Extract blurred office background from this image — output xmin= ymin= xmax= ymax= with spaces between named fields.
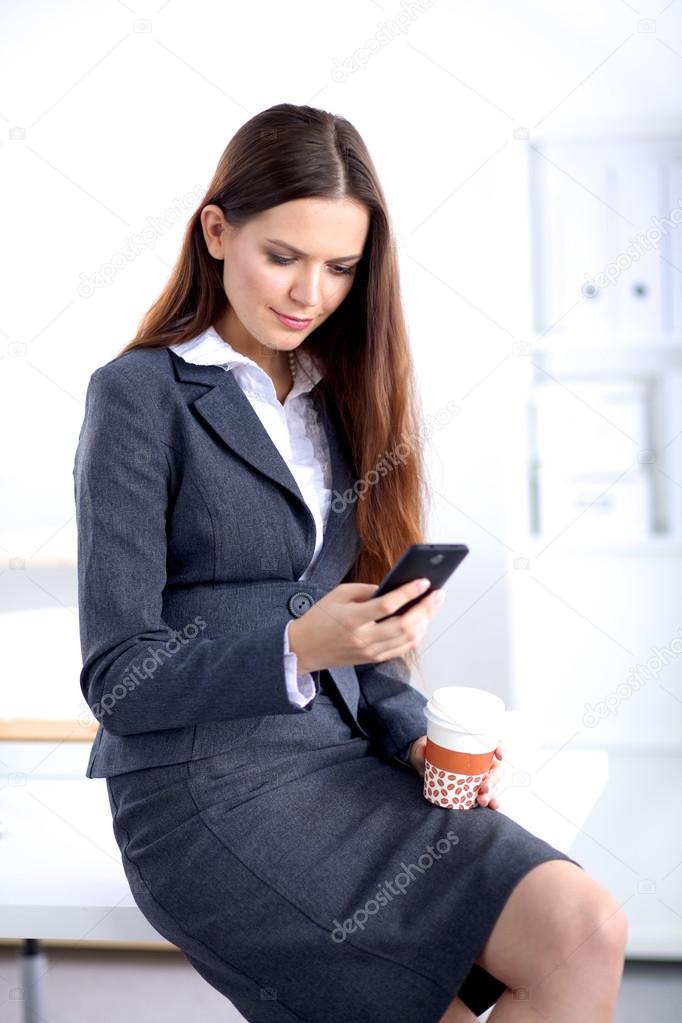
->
xmin=1 ymin=0 xmax=681 ymax=1020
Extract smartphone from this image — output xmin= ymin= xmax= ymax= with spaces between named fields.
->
xmin=372 ymin=543 xmax=469 ymax=622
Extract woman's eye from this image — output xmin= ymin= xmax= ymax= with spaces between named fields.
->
xmin=267 ymin=253 xmax=355 ymax=277
xmin=267 ymin=253 xmax=294 ymax=267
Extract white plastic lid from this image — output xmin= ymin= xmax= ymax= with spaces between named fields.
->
xmin=427 ymin=685 xmax=505 ymax=734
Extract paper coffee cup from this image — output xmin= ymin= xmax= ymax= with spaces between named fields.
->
xmin=423 ymin=686 xmax=505 ymax=810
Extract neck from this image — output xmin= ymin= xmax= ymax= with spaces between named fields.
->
xmin=213 ymin=320 xmax=291 ymax=380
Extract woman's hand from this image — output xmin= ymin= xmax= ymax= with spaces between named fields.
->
xmin=407 ymin=737 xmax=504 ymax=810
xmin=287 ymin=578 xmax=445 ymax=675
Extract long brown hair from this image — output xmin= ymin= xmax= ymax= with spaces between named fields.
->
xmin=119 ymin=103 xmax=431 ymax=678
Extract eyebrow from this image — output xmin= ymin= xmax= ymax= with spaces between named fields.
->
xmin=264 ymin=237 xmax=364 ymax=262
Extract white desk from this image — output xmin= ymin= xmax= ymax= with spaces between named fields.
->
xmin=0 ymin=736 xmax=168 ymax=942
xmin=0 ymin=740 xmax=169 ymax=1023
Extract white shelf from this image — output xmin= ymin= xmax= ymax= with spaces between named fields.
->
xmin=528 ymin=116 xmax=682 ymax=141
xmin=0 ymin=525 xmax=77 ymax=565
xmin=518 ymin=535 xmax=682 ymax=556
xmin=531 ymin=335 xmax=682 ymax=353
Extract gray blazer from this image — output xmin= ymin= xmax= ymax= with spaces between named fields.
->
xmin=74 ymin=346 xmax=428 ymax=779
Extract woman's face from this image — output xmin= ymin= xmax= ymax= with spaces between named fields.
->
xmin=201 ymin=197 xmax=370 ymax=358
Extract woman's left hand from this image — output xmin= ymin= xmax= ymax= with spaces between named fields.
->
xmin=406 ymin=737 xmax=504 ymax=810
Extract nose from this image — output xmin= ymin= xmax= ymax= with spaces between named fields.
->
xmin=289 ymin=268 xmax=322 ymax=310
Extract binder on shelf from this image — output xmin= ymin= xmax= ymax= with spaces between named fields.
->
xmin=537 ymin=467 xmax=654 ymax=540
xmin=532 ymin=378 xmax=650 ymax=475
xmin=660 ymin=369 xmax=682 ymax=537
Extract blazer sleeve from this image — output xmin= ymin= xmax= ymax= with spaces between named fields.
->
xmin=354 ymin=654 xmax=428 ymax=763
xmin=74 ymin=364 xmax=317 ymax=737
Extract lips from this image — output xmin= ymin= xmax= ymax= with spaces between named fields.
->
xmin=273 ymin=309 xmax=311 ymax=323
xmin=271 ymin=308 xmax=314 ymax=331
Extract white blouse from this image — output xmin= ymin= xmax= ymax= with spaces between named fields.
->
xmin=169 ymin=325 xmax=332 ymax=709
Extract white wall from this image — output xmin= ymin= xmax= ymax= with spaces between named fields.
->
xmin=2 ymin=0 xmax=681 ymax=718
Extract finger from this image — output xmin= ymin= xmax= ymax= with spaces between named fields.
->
xmin=345 ymin=583 xmax=391 ymax=600
xmin=397 ymin=587 xmax=444 ymax=628
xmin=364 ymin=623 xmax=429 ymax=662
xmin=480 ymin=766 xmax=501 ymax=797
xmin=482 ymin=772 xmax=501 ymax=797
xmin=356 ymin=577 xmax=433 ymax=626
xmin=359 ymin=613 xmax=431 ymax=661
xmin=360 ymin=591 xmax=442 ymax=656
xmin=480 ymin=764 xmax=496 ymax=790
xmin=485 ymin=766 xmax=506 ymax=800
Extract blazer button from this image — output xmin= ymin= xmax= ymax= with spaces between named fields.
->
xmin=288 ymin=591 xmax=314 ymax=617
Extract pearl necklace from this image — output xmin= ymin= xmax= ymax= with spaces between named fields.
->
xmin=287 ymin=349 xmax=297 ymax=382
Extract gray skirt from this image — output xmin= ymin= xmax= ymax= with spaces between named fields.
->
xmin=106 ymin=672 xmax=582 ymax=1023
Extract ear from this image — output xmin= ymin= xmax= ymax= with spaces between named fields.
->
xmin=200 ymin=204 xmax=229 ymax=260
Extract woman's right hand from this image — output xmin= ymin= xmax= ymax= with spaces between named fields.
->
xmin=287 ymin=578 xmax=445 ymax=675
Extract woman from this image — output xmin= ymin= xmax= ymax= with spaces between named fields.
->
xmin=74 ymin=103 xmax=627 ymax=1022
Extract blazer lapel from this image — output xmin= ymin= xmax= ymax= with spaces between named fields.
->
xmin=168 ymin=348 xmax=358 ymax=577
xmin=169 ymin=349 xmax=307 ymax=503
xmin=305 ymin=387 xmax=359 ymax=581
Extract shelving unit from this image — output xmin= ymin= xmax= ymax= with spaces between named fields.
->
xmin=506 ymin=121 xmax=682 ymax=958
xmin=527 ymin=124 xmax=682 ymax=539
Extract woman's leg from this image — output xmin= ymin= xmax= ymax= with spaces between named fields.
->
xmin=437 ymin=860 xmax=627 ymax=1023
xmin=436 ymin=996 xmax=479 ymax=1022
xmin=473 ymin=860 xmax=627 ymax=1021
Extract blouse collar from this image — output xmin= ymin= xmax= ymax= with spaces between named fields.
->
xmin=170 ymin=324 xmax=323 ymax=401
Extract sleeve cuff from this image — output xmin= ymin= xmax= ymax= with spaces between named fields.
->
xmin=283 ymin=620 xmax=316 ymax=708
xmin=394 ymin=740 xmax=414 ymax=764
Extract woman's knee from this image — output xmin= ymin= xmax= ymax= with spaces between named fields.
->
xmin=554 ymin=863 xmax=628 ymax=963
xmin=435 ymin=995 xmax=479 ymax=1023
xmin=572 ymin=880 xmax=629 ymax=964
xmin=473 ymin=860 xmax=627 ymax=987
